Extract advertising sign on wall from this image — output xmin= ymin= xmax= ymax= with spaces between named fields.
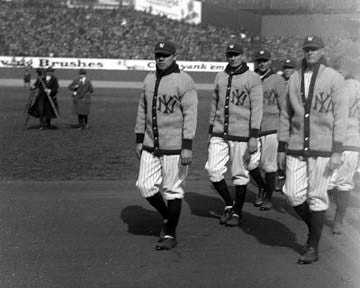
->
xmin=0 ymin=56 xmax=255 ymax=72
xmin=134 ymin=0 xmax=201 ymax=24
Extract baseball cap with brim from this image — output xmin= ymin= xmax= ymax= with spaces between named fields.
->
xmin=79 ymin=68 xmax=87 ymax=75
xmin=303 ymin=35 xmax=325 ymax=49
xmin=46 ymin=66 xmax=55 ymax=72
xmin=255 ymin=49 xmax=271 ymax=60
xmin=154 ymin=41 xmax=176 ymax=55
xmin=226 ymin=43 xmax=243 ymax=54
xmin=283 ymin=59 xmax=297 ymax=68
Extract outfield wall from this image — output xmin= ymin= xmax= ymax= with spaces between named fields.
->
xmin=0 ymin=57 xmax=255 ymax=86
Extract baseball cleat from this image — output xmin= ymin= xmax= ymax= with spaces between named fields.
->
xmin=254 ymin=188 xmax=265 ymax=207
xmin=260 ymin=199 xmax=272 ymax=210
xmin=297 ymin=246 xmax=318 ymax=264
xmin=156 ymin=237 xmax=177 ymax=250
xmin=219 ymin=207 xmax=233 ymax=225
xmin=225 ymin=213 xmax=241 ymax=227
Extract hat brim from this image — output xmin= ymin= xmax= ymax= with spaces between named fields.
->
xmin=226 ymin=49 xmax=243 ymax=54
xmin=154 ymin=50 xmax=173 ymax=55
xmin=283 ymin=65 xmax=296 ymax=68
xmin=302 ymin=44 xmax=323 ymax=49
xmin=255 ymin=57 xmax=270 ymax=61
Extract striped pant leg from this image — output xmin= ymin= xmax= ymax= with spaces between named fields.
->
xmin=229 ymin=141 xmax=249 ymax=185
xmin=135 ymin=150 xmax=162 ymax=198
xmin=328 ymin=151 xmax=359 ymax=192
xmin=247 ymin=139 xmax=261 ymax=171
xmin=260 ymin=134 xmax=278 ymax=173
xmin=230 ymin=140 xmax=261 ymax=185
xmin=307 ymin=157 xmax=331 ymax=211
xmin=205 ymin=137 xmax=229 ymax=182
xmin=283 ymin=156 xmax=308 ymax=206
xmin=161 ymin=154 xmax=188 ymax=200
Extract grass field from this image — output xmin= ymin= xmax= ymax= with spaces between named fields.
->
xmin=2 ymin=85 xmax=360 ymax=288
xmin=0 ymin=86 xmax=211 ymax=182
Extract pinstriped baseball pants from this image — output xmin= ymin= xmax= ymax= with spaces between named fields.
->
xmin=328 ymin=151 xmax=359 ymax=192
xmin=260 ymin=134 xmax=278 ymax=173
xmin=283 ymin=156 xmax=332 ymax=211
xmin=136 ymin=150 xmax=188 ymax=200
xmin=205 ymin=136 xmax=261 ymax=186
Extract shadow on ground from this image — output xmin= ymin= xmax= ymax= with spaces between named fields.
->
xmin=185 ymin=191 xmax=303 ymax=254
xmin=120 ymin=205 xmax=162 ymax=237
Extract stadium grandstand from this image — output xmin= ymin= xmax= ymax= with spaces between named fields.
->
xmin=0 ymin=0 xmax=359 ymax=68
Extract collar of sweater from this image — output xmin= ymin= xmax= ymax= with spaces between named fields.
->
xmin=225 ymin=62 xmax=249 ymax=76
xmin=156 ymin=62 xmax=180 ymax=79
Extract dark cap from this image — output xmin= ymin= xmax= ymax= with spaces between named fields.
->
xmin=302 ymin=35 xmax=325 ymax=49
xmin=282 ymin=58 xmax=297 ymax=69
xmin=254 ymin=49 xmax=271 ymax=61
xmin=154 ymin=41 xmax=176 ymax=55
xmin=79 ymin=68 xmax=87 ymax=75
xmin=46 ymin=66 xmax=55 ymax=72
xmin=226 ymin=43 xmax=244 ymax=54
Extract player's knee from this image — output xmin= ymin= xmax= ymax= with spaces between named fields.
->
xmin=135 ymin=180 xmax=152 ymax=197
xmin=205 ymin=167 xmax=223 ymax=182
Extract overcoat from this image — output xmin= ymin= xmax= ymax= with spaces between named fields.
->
xmin=68 ymin=78 xmax=94 ymax=115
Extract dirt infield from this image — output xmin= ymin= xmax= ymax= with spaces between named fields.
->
xmin=1 ymin=85 xmax=360 ymax=287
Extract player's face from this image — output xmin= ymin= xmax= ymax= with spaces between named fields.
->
xmin=303 ymin=47 xmax=324 ymax=65
xmin=155 ymin=53 xmax=176 ymax=71
xmin=283 ymin=67 xmax=295 ymax=79
xmin=256 ymin=58 xmax=272 ymax=72
xmin=226 ymin=52 xmax=243 ymax=68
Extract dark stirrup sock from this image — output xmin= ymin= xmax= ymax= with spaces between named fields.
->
xmin=146 ymin=192 xmax=169 ymax=220
xmin=334 ymin=190 xmax=351 ymax=223
xmin=308 ymin=210 xmax=325 ymax=249
xmin=265 ymin=172 xmax=277 ymax=199
xmin=294 ymin=201 xmax=311 ymax=232
xmin=211 ymin=179 xmax=233 ymax=206
xmin=233 ymin=185 xmax=247 ymax=215
xmin=166 ymin=199 xmax=182 ymax=237
xmin=250 ymin=168 xmax=266 ymax=190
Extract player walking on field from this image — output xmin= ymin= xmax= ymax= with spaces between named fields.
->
xmin=277 ymin=35 xmax=347 ymax=264
xmin=250 ymin=49 xmax=287 ymax=210
xmin=328 ymin=58 xmax=360 ymax=235
xmin=205 ymin=42 xmax=263 ymax=226
xmin=135 ymin=40 xmax=198 ymax=250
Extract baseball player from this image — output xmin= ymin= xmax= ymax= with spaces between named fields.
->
xmin=250 ymin=49 xmax=286 ymax=210
xmin=328 ymin=58 xmax=360 ymax=235
xmin=68 ymin=69 xmax=94 ymax=130
xmin=277 ymin=35 xmax=347 ymax=264
xmin=205 ymin=42 xmax=263 ymax=226
xmin=281 ymin=58 xmax=297 ymax=84
xmin=135 ymin=40 xmax=198 ymax=250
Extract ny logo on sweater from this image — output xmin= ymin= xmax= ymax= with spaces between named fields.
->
xmin=313 ymin=92 xmax=332 ymax=113
xmin=158 ymin=94 xmax=177 ymax=114
xmin=231 ymin=89 xmax=248 ymax=106
xmin=349 ymin=98 xmax=360 ymax=118
xmin=264 ymin=91 xmax=277 ymax=106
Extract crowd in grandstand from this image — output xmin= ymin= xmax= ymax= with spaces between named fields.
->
xmin=0 ymin=3 xmax=358 ymax=65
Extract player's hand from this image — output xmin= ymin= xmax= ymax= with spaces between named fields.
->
xmin=247 ymin=137 xmax=258 ymax=154
xmin=45 ymin=89 xmax=51 ymax=95
xmin=135 ymin=143 xmax=143 ymax=160
xmin=328 ymin=152 xmax=343 ymax=171
xmin=181 ymin=149 xmax=192 ymax=166
xmin=277 ymin=152 xmax=286 ymax=172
